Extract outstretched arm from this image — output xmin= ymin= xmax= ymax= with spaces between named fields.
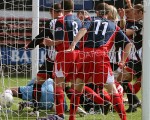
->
xmin=125 ymin=0 xmax=133 ymax=8
xmin=118 ymin=42 xmax=133 ymax=69
xmin=43 ymin=38 xmax=63 ymax=46
xmin=25 ymin=20 xmax=53 ymax=49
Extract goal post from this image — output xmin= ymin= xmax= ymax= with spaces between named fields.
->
xmin=31 ymin=0 xmax=39 ymax=78
xmin=142 ymin=0 xmax=150 ymax=119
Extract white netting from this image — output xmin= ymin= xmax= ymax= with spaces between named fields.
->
xmin=0 ymin=0 xmax=143 ymax=120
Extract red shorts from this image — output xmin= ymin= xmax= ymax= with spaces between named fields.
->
xmin=76 ymin=48 xmax=113 ymax=85
xmin=55 ymin=50 xmax=80 ymax=82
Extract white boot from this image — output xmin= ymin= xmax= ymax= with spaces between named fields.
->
xmin=77 ymin=107 xmax=88 ymax=117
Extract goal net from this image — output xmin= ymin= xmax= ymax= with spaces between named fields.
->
xmin=0 ymin=0 xmax=143 ymax=120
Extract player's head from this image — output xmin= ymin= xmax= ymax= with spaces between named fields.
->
xmin=61 ymin=0 xmax=74 ymax=13
xmin=77 ymin=10 xmax=90 ymax=21
xmin=107 ymin=5 xmax=118 ymax=22
xmin=133 ymin=4 xmax=143 ymax=21
xmin=125 ymin=6 xmax=134 ymax=21
xmin=95 ymin=3 xmax=110 ymax=18
xmin=50 ymin=3 xmax=63 ymax=18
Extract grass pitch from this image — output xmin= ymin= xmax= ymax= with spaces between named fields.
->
xmin=0 ymin=77 xmax=142 ymax=120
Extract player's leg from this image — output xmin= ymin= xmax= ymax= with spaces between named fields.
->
xmin=93 ymin=53 xmax=126 ymax=120
xmin=120 ymin=60 xmax=141 ymax=112
xmin=32 ymin=60 xmax=54 ymax=112
xmin=69 ymin=78 xmax=84 ymax=120
xmin=54 ymin=77 xmax=65 ymax=119
xmin=133 ymin=77 xmax=141 ymax=94
xmin=104 ymin=71 xmax=127 ymax=120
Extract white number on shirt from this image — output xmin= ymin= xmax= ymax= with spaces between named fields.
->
xmin=95 ymin=20 xmax=108 ymax=35
xmin=72 ymin=21 xmax=79 ymax=36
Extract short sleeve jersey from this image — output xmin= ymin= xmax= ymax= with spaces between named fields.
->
xmin=82 ymin=16 xmax=130 ymax=50
xmin=54 ymin=14 xmax=82 ymax=51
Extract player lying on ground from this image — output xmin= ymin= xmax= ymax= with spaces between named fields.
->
xmin=1 ymin=77 xmax=88 ymax=118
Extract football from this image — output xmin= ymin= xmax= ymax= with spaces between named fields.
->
xmin=0 ymin=92 xmax=14 ymax=108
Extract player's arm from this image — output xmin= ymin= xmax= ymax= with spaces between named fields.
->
xmin=68 ymin=28 xmax=87 ymax=51
xmin=43 ymin=38 xmax=63 ymax=46
xmin=43 ymin=20 xmax=64 ymax=47
xmin=119 ymin=42 xmax=132 ymax=66
xmin=125 ymin=28 xmax=135 ymax=36
xmin=25 ymin=20 xmax=53 ymax=49
xmin=125 ymin=23 xmax=141 ymax=37
xmin=125 ymin=0 xmax=133 ymax=8
xmin=118 ymin=8 xmax=126 ymax=30
xmin=67 ymin=18 xmax=91 ymax=51
xmin=115 ymin=30 xmax=133 ymax=68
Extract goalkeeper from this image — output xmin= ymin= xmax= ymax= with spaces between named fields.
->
xmin=2 ymin=78 xmax=68 ymax=117
xmin=24 ymin=3 xmax=63 ymax=113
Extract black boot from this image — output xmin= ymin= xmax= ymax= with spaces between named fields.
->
xmin=32 ymin=83 xmax=42 ymax=111
xmin=122 ymin=80 xmax=140 ymax=113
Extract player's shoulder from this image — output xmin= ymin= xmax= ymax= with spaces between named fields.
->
xmin=91 ymin=16 xmax=114 ymax=23
xmin=65 ymin=14 xmax=80 ymax=21
xmin=56 ymin=16 xmax=64 ymax=24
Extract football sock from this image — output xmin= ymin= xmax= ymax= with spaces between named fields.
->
xmin=127 ymin=83 xmax=140 ymax=105
xmin=84 ymin=86 xmax=106 ymax=104
xmin=32 ymin=83 xmax=42 ymax=111
xmin=69 ymin=90 xmax=82 ymax=120
xmin=133 ymin=83 xmax=141 ymax=94
xmin=122 ymin=80 xmax=140 ymax=105
xmin=55 ymin=86 xmax=64 ymax=118
xmin=111 ymin=93 xmax=127 ymax=120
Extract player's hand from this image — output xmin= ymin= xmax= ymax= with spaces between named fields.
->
xmin=118 ymin=61 xmax=126 ymax=69
xmin=118 ymin=8 xmax=125 ymax=18
xmin=125 ymin=0 xmax=131 ymax=3
xmin=65 ymin=42 xmax=76 ymax=52
xmin=43 ymin=38 xmax=62 ymax=46
xmin=43 ymin=38 xmax=53 ymax=46
xmin=24 ymin=44 xmax=29 ymax=50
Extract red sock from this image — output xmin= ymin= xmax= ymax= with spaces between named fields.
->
xmin=133 ymin=82 xmax=141 ymax=94
xmin=111 ymin=93 xmax=127 ymax=120
xmin=69 ymin=90 xmax=82 ymax=120
xmin=65 ymin=87 xmax=74 ymax=100
xmin=55 ymin=86 xmax=64 ymax=118
xmin=128 ymin=81 xmax=141 ymax=94
xmin=84 ymin=86 xmax=105 ymax=104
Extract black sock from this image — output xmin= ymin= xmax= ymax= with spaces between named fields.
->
xmin=122 ymin=80 xmax=140 ymax=105
xmin=32 ymin=83 xmax=42 ymax=111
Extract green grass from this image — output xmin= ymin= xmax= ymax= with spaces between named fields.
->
xmin=0 ymin=77 xmax=142 ymax=120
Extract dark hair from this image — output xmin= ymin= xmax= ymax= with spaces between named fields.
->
xmin=61 ymin=0 xmax=74 ymax=11
xmin=95 ymin=3 xmax=110 ymax=16
xmin=134 ymin=4 xmax=144 ymax=13
xmin=50 ymin=3 xmax=62 ymax=12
